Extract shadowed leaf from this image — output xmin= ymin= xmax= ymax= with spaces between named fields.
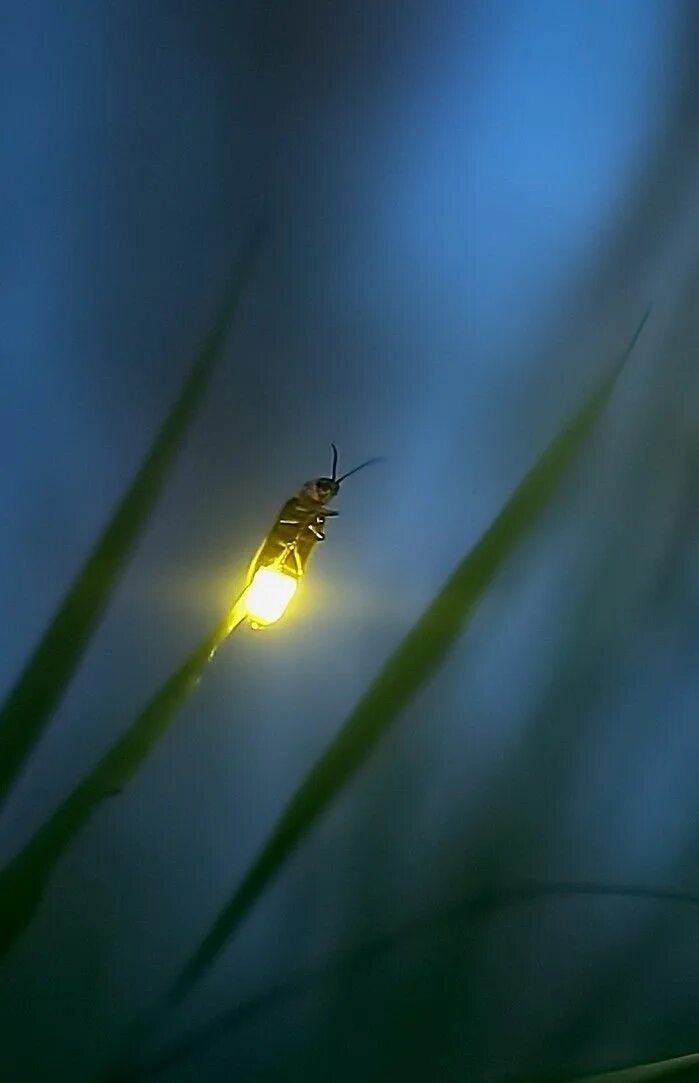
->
xmin=169 ymin=311 xmax=650 ymax=1003
xmin=0 ymin=224 xmax=263 ymax=812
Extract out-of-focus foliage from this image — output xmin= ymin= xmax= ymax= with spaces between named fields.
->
xmin=0 ymin=230 xmax=263 ymax=959
xmin=568 ymin=1050 xmax=699 ymax=1082
xmin=101 ymin=880 xmax=699 ymax=1082
xmin=0 ymin=609 xmax=237 ymax=962
xmin=0 ymin=226 xmax=262 ymax=812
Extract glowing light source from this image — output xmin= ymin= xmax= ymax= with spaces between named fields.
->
xmin=242 ymin=566 xmax=298 ymax=627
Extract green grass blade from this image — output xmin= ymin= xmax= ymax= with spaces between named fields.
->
xmin=0 ymin=607 xmax=243 ymax=960
xmin=107 ymin=880 xmax=698 ymax=1081
xmin=169 ymin=311 xmax=650 ymax=1004
xmin=566 ymin=1053 xmax=699 ymax=1081
xmin=0 ymin=224 xmax=264 ymax=810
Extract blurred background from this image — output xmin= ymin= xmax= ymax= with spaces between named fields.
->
xmin=3 ymin=1 xmax=699 ymax=1079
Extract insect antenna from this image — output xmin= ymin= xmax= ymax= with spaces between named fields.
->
xmin=330 ymin=442 xmax=339 ymax=481
xmin=336 ymin=456 xmax=383 ymax=483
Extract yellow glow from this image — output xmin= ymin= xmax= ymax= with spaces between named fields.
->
xmin=242 ymin=567 xmax=298 ymax=627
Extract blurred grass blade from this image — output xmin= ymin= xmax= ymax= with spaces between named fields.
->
xmin=0 ymin=606 xmax=244 ymax=960
xmin=169 ymin=311 xmax=650 ymax=1003
xmin=0 ymin=223 xmax=264 ymax=810
xmin=566 ymin=1052 xmax=699 ymax=1081
xmin=109 ymin=879 xmax=698 ymax=1081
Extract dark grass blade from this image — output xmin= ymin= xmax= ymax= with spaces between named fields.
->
xmin=0 ymin=223 xmax=264 ymax=811
xmin=168 ymin=311 xmax=650 ymax=1004
xmin=517 ymin=1051 xmax=699 ymax=1082
xmin=107 ymin=878 xmax=697 ymax=1081
xmin=566 ymin=1053 xmax=699 ymax=1081
xmin=0 ymin=609 xmax=242 ymax=960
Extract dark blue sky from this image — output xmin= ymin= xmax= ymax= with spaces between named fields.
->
xmin=3 ymin=2 xmax=699 ymax=1080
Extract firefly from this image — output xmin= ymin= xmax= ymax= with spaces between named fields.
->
xmin=241 ymin=444 xmax=380 ymax=629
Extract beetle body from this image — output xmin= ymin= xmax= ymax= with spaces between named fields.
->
xmin=246 ymin=483 xmax=338 ymax=583
xmin=245 ymin=444 xmax=379 ymax=585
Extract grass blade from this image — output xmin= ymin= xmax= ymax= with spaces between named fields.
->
xmin=0 ymin=605 xmax=244 ymax=960
xmin=169 ymin=312 xmax=650 ymax=1003
xmin=108 ymin=879 xmax=699 ymax=1081
xmin=566 ymin=1053 xmax=699 ymax=1081
xmin=0 ymin=223 xmax=264 ymax=810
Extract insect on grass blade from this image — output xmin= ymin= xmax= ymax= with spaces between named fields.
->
xmin=168 ymin=311 xmax=650 ymax=1004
